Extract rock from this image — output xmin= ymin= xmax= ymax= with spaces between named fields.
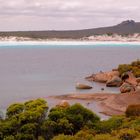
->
xmin=85 ymin=74 xmax=95 ymax=81
xmin=122 ymin=72 xmax=138 ymax=86
xmin=112 ymin=69 xmax=118 ymax=71
xmin=135 ymin=88 xmax=140 ymax=94
xmin=57 ymin=100 xmax=70 ymax=108
xmin=106 ymin=76 xmax=122 ymax=87
xmin=93 ymin=72 xmax=109 ymax=83
xmin=136 ymin=78 xmax=140 ymax=83
xmin=101 ymin=88 xmax=105 ymax=91
xmin=135 ymin=83 xmax=140 ymax=92
xmin=121 ymin=73 xmax=129 ymax=81
xmin=86 ymin=71 xmax=119 ymax=83
xmin=120 ymin=82 xmax=135 ymax=93
xmin=76 ymin=83 xmax=92 ymax=89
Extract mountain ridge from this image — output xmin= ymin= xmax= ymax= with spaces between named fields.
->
xmin=0 ymin=20 xmax=140 ymax=39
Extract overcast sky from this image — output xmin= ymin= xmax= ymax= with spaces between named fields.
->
xmin=0 ymin=0 xmax=140 ymax=31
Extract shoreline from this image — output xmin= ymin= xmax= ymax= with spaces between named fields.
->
xmin=0 ymin=40 xmax=140 ymax=48
xmin=50 ymin=90 xmax=140 ymax=116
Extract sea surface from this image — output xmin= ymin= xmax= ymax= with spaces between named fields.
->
xmin=0 ymin=41 xmax=140 ymax=111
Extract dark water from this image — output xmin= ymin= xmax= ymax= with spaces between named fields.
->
xmin=0 ymin=42 xmax=140 ymax=111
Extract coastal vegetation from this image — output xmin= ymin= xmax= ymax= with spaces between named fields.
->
xmin=118 ymin=59 xmax=140 ymax=78
xmin=1 ymin=33 xmax=140 ymax=42
xmin=0 ymin=99 xmax=140 ymax=140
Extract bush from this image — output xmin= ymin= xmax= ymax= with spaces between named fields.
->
xmin=6 ymin=103 xmax=24 ymax=118
xmin=118 ymin=64 xmax=132 ymax=76
xmin=15 ymin=133 xmax=35 ymax=140
xmin=38 ymin=136 xmax=45 ymax=140
xmin=118 ymin=60 xmax=140 ymax=78
xmin=4 ymin=135 xmax=15 ymax=140
xmin=52 ymin=134 xmax=73 ymax=140
xmin=131 ymin=59 xmax=140 ymax=67
xmin=53 ymin=133 xmax=119 ymax=140
xmin=0 ymin=111 xmax=4 ymax=120
xmin=94 ymin=134 xmax=119 ymax=140
xmin=74 ymin=129 xmax=96 ymax=140
xmin=125 ymin=104 xmax=140 ymax=117
xmin=49 ymin=103 xmax=100 ymax=133
xmin=95 ymin=116 xmax=123 ymax=133
xmin=118 ymin=129 xmax=138 ymax=140
xmin=2 ymin=99 xmax=140 ymax=140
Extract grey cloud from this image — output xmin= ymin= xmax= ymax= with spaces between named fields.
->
xmin=0 ymin=0 xmax=140 ymax=30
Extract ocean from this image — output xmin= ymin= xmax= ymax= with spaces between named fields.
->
xmin=0 ymin=41 xmax=140 ymax=111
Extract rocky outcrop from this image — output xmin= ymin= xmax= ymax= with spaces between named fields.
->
xmin=76 ymin=83 xmax=92 ymax=89
xmin=86 ymin=71 xmax=138 ymax=93
xmin=120 ymin=82 xmax=135 ymax=93
xmin=106 ymin=76 xmax=122 ymax=87
xmin=53 ymin=91 xmax=140 ymax=116
xmin=85 ymin=71 xmax=119 ymax=83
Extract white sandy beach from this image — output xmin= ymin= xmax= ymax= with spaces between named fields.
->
xmin=0 ymin=40 xmax=140 ymax=46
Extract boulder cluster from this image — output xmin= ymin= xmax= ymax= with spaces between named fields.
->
xmin=86 ymin=70 xmax=140 ymax=93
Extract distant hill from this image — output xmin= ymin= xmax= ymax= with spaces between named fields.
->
xmin=0 ymin=20 xmax=140 ymax=39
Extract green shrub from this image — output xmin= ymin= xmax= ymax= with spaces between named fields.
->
xmin=49 ymin=103 xmax=100 ymax=133
xmin=15 ymin=133 xmax=35 ymax=140
xmin=118 ymin=60 xmax=140 ymax=77
xmin=132 ymin=67 xmax=140 ymax=77
xmin=94 ymin=134 xmax=119 ymax=140
xmin=131 ymin=59 xmax=140 ymax=67
xmin=125 ymin=105 xmax=140 ymax=117
xmin=6 ymin=103 xmax=24 ymax=118
xmin=74 ymin=129 xmax=96 ymax=140
xmin=4 ymin=135 xmax=15 ymax=140
xmin=118 ymin=64 xmax=132 ymax=76
xmin=52 ymin=134 xmax=74 ymax=140
xmin=128 ymin=117 xmax=140 ymax=130
xmin=95 ymin=116 xmax=123 ymax=133
xmin=118 ymin=129 xmax=138 ymax=140
xmin=74 ymin=132 xmax=93 ymax=140
xmin=38 ymin=136 xmax=45 ymax=140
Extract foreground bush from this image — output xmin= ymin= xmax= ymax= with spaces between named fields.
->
xmin=95 ymin=116 xmax=123 ymax=133
xmin=1 ymin=99 xmax=140 ymax=140
xmin=125 ymin=104 xmax=140 ymax=117
xmin=118 ymin=129 xmax=138 ymax=140
xmin=41 ymin=103 xmax=100 ymax=139
xmin=52 ymin=133 xmax=119 ymax=140
xmin=52 ymin=134 xmax=74 ymax=140
xmin=93 ymin=134 xmax=119 ymax=140
xmin=0 ymin=98 xmax=48 ymax=140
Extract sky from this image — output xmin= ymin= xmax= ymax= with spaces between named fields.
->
xmin=0 ymin=0 xmax=140 ymax=31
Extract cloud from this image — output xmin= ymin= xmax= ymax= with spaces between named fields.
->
xmin=0 ymin=0 xmax=140 ymax=30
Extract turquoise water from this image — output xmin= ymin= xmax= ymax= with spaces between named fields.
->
xmin=0 ymin=42 xmax=140 ymax=48
xmin=0 ymin=42 xmax=140 ymax=110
